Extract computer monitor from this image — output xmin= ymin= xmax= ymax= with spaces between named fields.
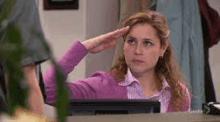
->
xmin=69 ymin=99 xmax=160 ymax=115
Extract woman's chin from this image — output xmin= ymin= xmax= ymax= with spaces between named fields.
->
xmin=130 ymin=67 xmax=145 ymax=74
xmin=129 ymin=66 xmax=154 ymax=76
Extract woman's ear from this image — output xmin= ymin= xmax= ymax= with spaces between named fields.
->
xmin=161 ymin=41 xmax=169 ymax=56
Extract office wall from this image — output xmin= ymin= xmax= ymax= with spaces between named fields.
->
xmin=38 ymin=0 xmax=87 ymax=81
xmin=85 ymin=0 xmax=119 ymax=77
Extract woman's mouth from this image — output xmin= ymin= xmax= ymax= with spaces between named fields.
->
xmin=132 ymin=59 xmax=144 ymax=64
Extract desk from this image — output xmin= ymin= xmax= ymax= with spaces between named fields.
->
xmin=44 ymin=104 xmax=220 ymax=122
xmin=67 ymin=112 xmax=220 ymax=122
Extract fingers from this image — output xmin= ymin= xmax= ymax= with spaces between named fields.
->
xmin=85 ymin=26 xmax=130 ymax=54
xmin=107 ymin=40 xmax=117 ymax=47
xmin=114 ymin=26 xmax=130 ymax=38
xmin=105 ymin=26 xmax=130 ymax=38
xmin=96 ymin=41 xmax=116 ymax=53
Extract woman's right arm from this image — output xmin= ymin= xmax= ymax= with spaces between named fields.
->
xmin=43 ymin=40 xmax=88 ymax=105
xmin=43 ymin=26 xmax=130 ymax=105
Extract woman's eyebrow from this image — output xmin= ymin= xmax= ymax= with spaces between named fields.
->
xmin=126 ymin=36 xmax=136 ymax=39
xmin=126 ymin=36 xmax=153 ymax=42
xmin=142 ymin=38 xmax=152 ymax=41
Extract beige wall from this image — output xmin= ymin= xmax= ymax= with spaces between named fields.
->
xmin=85 ymin=0 xmax=119 ymax=77
xmin=210 ymin=39 xmax=220 ymax=101
xmin=38 ymin=0 xmax=87 ymax=81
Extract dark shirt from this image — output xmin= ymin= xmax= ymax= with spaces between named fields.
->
xmin=198 ymin=0 xmax=220 ymax=48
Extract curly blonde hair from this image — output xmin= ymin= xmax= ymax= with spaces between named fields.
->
xmin=109 ymin=10 xmax=190 ymax=111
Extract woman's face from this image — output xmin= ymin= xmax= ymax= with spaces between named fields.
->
xmin=123 ymin=23 xmax=167 ymax=75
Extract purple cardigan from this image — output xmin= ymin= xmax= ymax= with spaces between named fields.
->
xmin=43 ymin=40 xmax=190 ymax=112
xmin=43 ymin=41 xmax=127 ymax=104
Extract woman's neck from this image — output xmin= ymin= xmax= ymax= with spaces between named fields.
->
xmin=132 ymin=69 xmax=159 ymax=96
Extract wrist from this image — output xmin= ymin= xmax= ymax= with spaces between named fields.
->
xmin=81 ymin=40 xmax=92 ymax=51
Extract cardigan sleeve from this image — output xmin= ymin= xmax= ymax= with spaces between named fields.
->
xmin=43 ymin=40 xmax=90 ymax=105
xmin=43 ymin=40 xmax=120 ymax=105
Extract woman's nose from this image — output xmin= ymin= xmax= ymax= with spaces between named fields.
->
xmin=134 ymin=43 xmax=143 ymax=55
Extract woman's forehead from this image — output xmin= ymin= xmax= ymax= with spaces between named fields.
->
xmin=126 ymin=23 xmax=159 ymax=40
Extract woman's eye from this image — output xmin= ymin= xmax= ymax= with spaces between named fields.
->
xmin=127 ymin=39 xmax=135 ymax=44
xmin=143 ymin=41 xmax=153 ymax=46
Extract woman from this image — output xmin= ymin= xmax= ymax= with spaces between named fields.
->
xmin=43 ymin=10 xmax=191 ymax=112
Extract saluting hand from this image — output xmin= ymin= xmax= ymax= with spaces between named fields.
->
xmin=82 ymin=26 xmax=130 ymax=53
